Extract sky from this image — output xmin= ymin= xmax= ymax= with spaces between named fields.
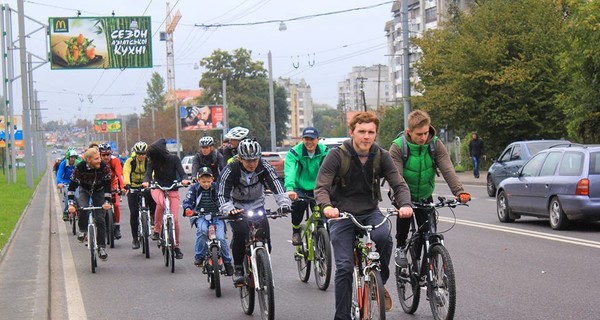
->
xmin=6 ymin=0 xmax=394 ymax=122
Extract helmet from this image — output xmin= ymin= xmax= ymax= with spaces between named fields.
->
xmin=66 ymin=149 xmax=78 ymax=158
xmin=99 ymin=143 xmax=111 ymax=153
xmin=224 ymin=126 xmax=249 ymax=140
xmin=237 ymin=139 xmax=261 ymax=160
xmin=198 ymin=136 xmax=214 ymax=147
xmin=132 ymin=141 xmax=148 ymax=153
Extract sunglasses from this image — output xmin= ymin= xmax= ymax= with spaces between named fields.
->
xmin=101 ymin=153 xmax=111 ymax=157
xmin=136 ymin=152 xmax=146 ymax=155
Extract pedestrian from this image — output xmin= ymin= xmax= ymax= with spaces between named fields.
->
xmin=468 ymin=132 xmax=484 ymax=178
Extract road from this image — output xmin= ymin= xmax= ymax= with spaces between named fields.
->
xmin=2 ymin=173 xmax=600 ymax=319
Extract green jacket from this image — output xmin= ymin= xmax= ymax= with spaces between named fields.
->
xmin=392 ymin=135 xmax=436 ymax=201
xmin=284 ymin=142 xmax=329 ymax=192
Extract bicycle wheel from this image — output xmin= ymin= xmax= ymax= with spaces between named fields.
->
xmin=161 ymin=228 xmax=169 ymax=267
xmin=255 ymin=248 xmax=275 ymax=320
xmin=71 ymin=211 xmax=77 ymax=235
xmin=240 ymin=257 xmax=255 ymax=315
xmin=397 ymin=245 xmax=421 ymax=314
xmin=351 ymin=266 xmax=360 ymax=320
xmin=296 ymin=224 xmax=311 ymax=283
xmin=313 ymin=227 xmax=332 ymax=290
xmin=364 ymin=269 xmax=386 ymax=320
xmin=106 ymin=209 xmax=115 ymax=248
xmin=210 ymin=246 xmax=222 ymax=297
xmin=167 ymin=218 xmax=175 ymax=273
xmin=429 ymin=244 xmax=456 ymax=320
xmin=89 ymin=225 xmax=97 ymax=273
xmin=140 ymin=210 xmax=150 ymax=259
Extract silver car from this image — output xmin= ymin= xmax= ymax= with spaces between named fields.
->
xmin=496 ymin=145 xmax=600 ymax=230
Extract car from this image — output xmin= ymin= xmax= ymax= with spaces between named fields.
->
xmin=320 ymin=137 xmax=349 ymax=150
xmin=261 ymin=152 xmax=284 ymax=180
xmin=486 ymin=140 xmax=570 ymax=197
xmin=496 ymin=144 xmax=600 ymax=230
xmin=181 ymin=155 xmax=194 ymax=178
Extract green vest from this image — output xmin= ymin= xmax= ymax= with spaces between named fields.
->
xmin=393 ymin=136 xmax=436 ymax=201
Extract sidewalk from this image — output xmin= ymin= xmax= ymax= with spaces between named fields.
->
xmin=435 ymin=170 xmax=486 ymax=187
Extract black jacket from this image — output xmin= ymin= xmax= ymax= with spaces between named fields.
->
xmin=144 ymin=138 xmax=186 ymax=189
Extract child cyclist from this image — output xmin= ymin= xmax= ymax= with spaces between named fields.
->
xmin=183 ymin=166 xmax=233 ymax=276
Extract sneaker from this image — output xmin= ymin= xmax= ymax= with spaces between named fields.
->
xmin=224 ymin=263 xmax=234 ymax=276
xmin=98 ymin=247 xmax=108 ymax=260
xmin=394 ymin=247 xmax=408 ymax=267
xmin=291 ymin=232 xmax=302 ymax=245
xmin=174 ymin=248 xmax=183 ymax=259
xmin=383 ymin=287 xmax=393 ymax=311
xmin=151 ymin=232 xmax=160 ymax=241
xmin=194 ymin=258 xmax=204 ymax=267
xmin=233 ymin=265 xmax=245 ymax=286
xmin=132 ymin=239 xmax=140 ymax=250
xmin=77 ymin=232 xmax=86 ymax=242
xmin=114 ymin=225 xmax=122 ymax=240
xmin=62 ymin=212 xmax=69 ymax=221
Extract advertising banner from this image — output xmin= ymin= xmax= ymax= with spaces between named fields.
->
xmin=94 ymin=119 xmax=122 ymax=133
xmin=180 ymin=105 xmax=224 ymax=131
xmin=0 ymin=115 xmax=23 ymax=148
xmin=49 ymin=16 xmax=152 ymax=69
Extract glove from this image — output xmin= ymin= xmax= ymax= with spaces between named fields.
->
xmin=102 ymin=200 xmax=112 ymax=210
xmin=124 ymin=184 xmax=131 ymax=190
xmin=184 ymin=208 xmax=193 ymax=217
xmin=229 ymin=208 xmax=243 ymax=216
xmin=279 ymin=206 xmax=291 ymax=214
xmin=458 ymin=193 xmax=471 ymax=203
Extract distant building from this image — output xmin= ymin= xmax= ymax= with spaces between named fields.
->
xmin=276 ymin=78 xmax=313 ymax=139
xmin=337 ymin=65 xmax=392 ymax=112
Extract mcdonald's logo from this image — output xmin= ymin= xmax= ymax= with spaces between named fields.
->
xmin=53 ymin=19 xmax=68 ymax=33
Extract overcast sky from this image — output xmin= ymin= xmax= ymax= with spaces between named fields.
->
xmin=6 ymin=0 xmax=393 ymax=122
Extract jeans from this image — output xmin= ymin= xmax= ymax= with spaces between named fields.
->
xmin=77 ymin=188 xmax=107 ymax=248
xmin=329 ymin=209 xmax=393 ymax=320
xmin=62 ymin=186 xmax=78 ymax=213
xmin=194 ymin=217 xmax=232 ymax=263
xmin=472 ymin=155 xmax=480 ymax=177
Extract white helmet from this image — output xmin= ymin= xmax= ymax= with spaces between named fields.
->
xmin=224 ymin=126 xmax=249 ymax=140
xmin=198 ymin=136 xmax=214 ymax=147
xmin=237 ymin=139 xmax=261 ymax=160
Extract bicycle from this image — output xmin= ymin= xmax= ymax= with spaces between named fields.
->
xmin=329 ymin=209 xmax=397 ymax=320
xmin=233 ymin=208 xmax=288 ymax=320
xmin=129 ymin=187 xmax=152 ymax=259
xmin=293 ymin=196 xmax=332 ymax=290
xmin=150 ymin=181 xmax=187 ymax=273
xmin=79 ymin=204 xmax=105 ymax=274
xmin=395 ymin=196 xmax=467 ymax=320
xmin=193 ymin=208 xmax=229 ymax=297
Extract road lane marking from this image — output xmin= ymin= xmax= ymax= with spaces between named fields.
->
xmin=439 ymin=217 xmax=600 ymax=249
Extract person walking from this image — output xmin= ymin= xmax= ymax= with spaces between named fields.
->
xmin=468 ymin=132 xmax=485 ymax=178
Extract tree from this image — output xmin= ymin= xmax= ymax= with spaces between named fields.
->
xmin=413 ymin=0 xmax=568 ymax=157
xmin=313 ymin=104 xmax=346 ymax=138
xmin=142 ymin=72 xmax=165 ymax=116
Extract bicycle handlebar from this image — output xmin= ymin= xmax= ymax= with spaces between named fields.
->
xmin=149 ymin=181 xmax=187 ymax=191
xmin=329 ymin=208 xmax=397 ymax=231
xmin=412 ymin=196 xmax=468 ymax=209
xmin=128 ymin=187 xmax=149 ymax=194
xmin=224 ymin=208 xmax=290 ymax=221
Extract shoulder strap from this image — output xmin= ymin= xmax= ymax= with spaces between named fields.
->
xmin=430 ymin=136 xmax=439 ymax=176
xmin=372 ymin=147 xmax=383 ymax=201
xmin=334 ymin=145 xmax=350 ymax=188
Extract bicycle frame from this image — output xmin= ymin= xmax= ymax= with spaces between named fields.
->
xmin=245 ymin=213 xmax=274 ymax=290
xmin=296 ymin=197 xmax=324 ymax=262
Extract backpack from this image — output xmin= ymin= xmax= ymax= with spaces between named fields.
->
xmin=395 ymin=132 xmax=439 ymax=177
xmin=333 ymin=144 xmax=383 ymax=201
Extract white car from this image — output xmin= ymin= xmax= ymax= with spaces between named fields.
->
xmin=181 ymin=155 xmax=194 ymax=178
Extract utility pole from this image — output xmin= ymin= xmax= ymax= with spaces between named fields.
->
xmin=376 ymin=64 xmax=383 ymax=110
xmin=268 ymin=51 xmax=276 ymax=151
xmin=357 ymin=76 xmax=368 ymax=112
xmin=401 ymin=0 xmax=412 ymax=129
xmin=164 ymin=1 xmax=181 ymax=157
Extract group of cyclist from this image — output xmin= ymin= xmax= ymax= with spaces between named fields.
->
xmin=56 ymin=109 xmax=471 ymax=319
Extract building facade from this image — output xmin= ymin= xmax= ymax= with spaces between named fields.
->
xmin=276 ymin=78 xmax=313 ymax=139
xmin=337 ymin=65 xmax=392 ymax=112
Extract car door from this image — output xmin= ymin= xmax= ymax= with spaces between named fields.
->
xmin=528 ymin=152 xmax=562 ymax=214
xmin=495 ymin=144 xmax=524 ymax=184
xmin=508 ymin=153 xmax=546 ymax=213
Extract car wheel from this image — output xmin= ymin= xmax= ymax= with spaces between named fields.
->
xmin=496 ymin=190 xmax=514 ymax=223
xmin=549 ymin=197 xmax=570 ymax=230
xmin=487 ymin=175 xmax=496 ymax=197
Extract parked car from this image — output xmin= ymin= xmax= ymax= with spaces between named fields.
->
xmin=181 ymin=155 xmax=194 ymax=178
xmin=261 ymin=152 xmax=285 ymax=180
xmin=486 ymin=140 xmax=570 ymax=197
xmin=496 ymin=144 xmax=600 ymax=230
xmin=320 ymin=137 xmax=349 ymax=150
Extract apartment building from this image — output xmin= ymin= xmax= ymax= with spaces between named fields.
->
xmin=276 ymin=78 xmax=313 ymax=139
xmin=337 ymin=65 xmax=392 ymax=112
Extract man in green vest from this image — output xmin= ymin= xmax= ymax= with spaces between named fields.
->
xmin=389 ymin=110 xmax=471 ymax=267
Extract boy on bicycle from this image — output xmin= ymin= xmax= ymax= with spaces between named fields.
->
xmin=315 ymin=111 xmax=413 ymax=318
xmin=389 ymin=109 xmax=471 ymax=267
xmin=183 ymin=166 xmax=234 ymax=276
xmin=284 ymin=127 xmax=328 ymax=245
xmin=217 ymin=139 xmax=291 ymax=286
xmin=57 ymin=148 xmax=81 ymax=221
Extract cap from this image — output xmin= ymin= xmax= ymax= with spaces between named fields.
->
xmin=302 ymin=127 xmax=319 ymax=139
xmin=197 ymin=166 xmax=213 ymax=177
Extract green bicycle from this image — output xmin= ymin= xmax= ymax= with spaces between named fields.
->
xmin=293 ymin=196 xmax=332 ymax=291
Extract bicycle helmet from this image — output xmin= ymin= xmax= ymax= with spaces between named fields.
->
xmin=198 ymin=136 xmax=214 ymax=147
xmin=132 ymin=141 xmax=148 ymax=153
xmin=66 ymin=149 xmax=78 ymax=158
xmin=237 ymin=139 xmax=261 ymax=160
xmin=98 ymin=143 xmax=111 ymax=153
xmin=224 ymin=126 xmax=249 ymax=140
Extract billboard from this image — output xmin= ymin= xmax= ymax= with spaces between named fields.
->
xmin=49 ymin=16 xmax=152 ymax=69
xmin=0 ymin=115 xmax=23 ymax=148
xmin=94 ymin=119 xmax=122 ymax=133
xmin=180 ymin=105 xmax=224 ymax=131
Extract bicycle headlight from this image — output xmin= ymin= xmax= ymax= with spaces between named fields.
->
xmin=257 ymin=210 xmax=264 ymax=216
xmin=367 ymin=252 xmax=380 ymax=261
xmin=247 ymin=210 xmax=255 ymax=217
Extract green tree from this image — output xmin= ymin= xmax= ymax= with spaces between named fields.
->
xmin=313 ymin=104 xmax=345 ymax=138
xmin=378 ymin=106 xmax=404 ymax=149
xmin=413 ymin=0 xmax=568 ymax=157
xmin=142 ymin=72 xmax=165 ymax=116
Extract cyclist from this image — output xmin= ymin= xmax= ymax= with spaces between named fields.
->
xmin=67 ymin=148 xmax=112 ymax=260
xmin=315 ymin=111 xmax=413 ymax=318
xmin=217 ymin=139 xmax=291 ymax=286
xmin=389 ymin=109 xmax=471 ymax=267
xmin=123 ymin=141 xmax=157 ymax=249
xmin=284 ymin=127 xmax=328 ymax=245
xmin=191 ymin=136 xmax=224 ymax=180
xmin=142 ymin=138 xmax=190 ymax=260
xmin=99 ymin=143 xmax=126 ymax=240
xmin=222 ymin=126 xmax=249 ymax=163
xmin=183 ymin=167 xmax=234 ymax=275
xmin=56 ymin=149 xmax=81 ymax=221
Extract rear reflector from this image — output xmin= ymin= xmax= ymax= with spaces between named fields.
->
xmin=576 ymin=178 xmax=589 ymax=196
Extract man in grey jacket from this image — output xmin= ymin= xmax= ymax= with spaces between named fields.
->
xmin=315 ymin=111 xmax=413 ymax=319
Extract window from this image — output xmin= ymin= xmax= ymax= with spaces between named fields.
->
xmin=521 ymin=153 xmax=546 ymax=177
xmin=539 ymin=152 xmax=561 ymax=176
xmin=510 ymin=144 xmax=522 ymax=161
xmin=558 ymin=152 xmax=584 ymax=176
xmin=499 ymin=147 xmax=513 ymax=162
xmin=425 ymin=7 xmax=437 ymax=23
xmin=590 ymin=152 xmax=600 ymax=174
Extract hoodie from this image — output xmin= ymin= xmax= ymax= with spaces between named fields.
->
xmin=144 ymin=138 xmax=187 ymax=189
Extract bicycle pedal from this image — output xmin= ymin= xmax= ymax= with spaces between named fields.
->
xmin=294 ymin=254 xmax=303 ymax=261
